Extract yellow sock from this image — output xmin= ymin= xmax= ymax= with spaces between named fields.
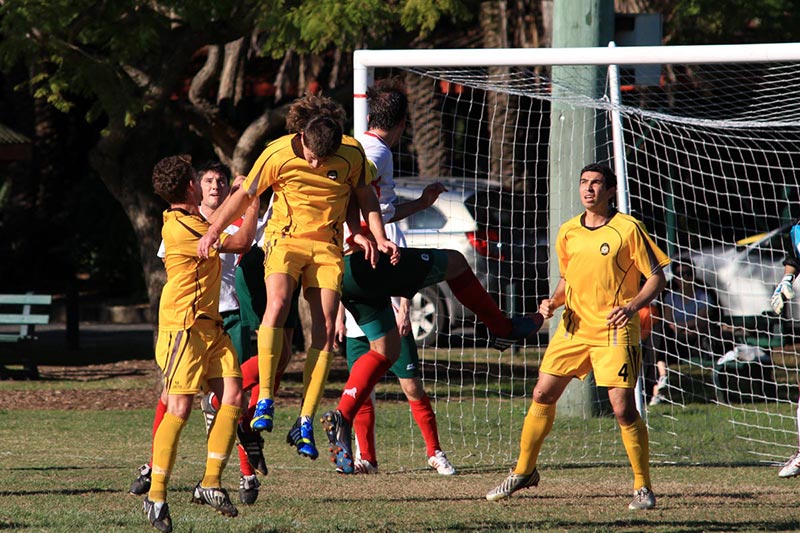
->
xmin=620 ymin=416 xmax=651 ymax=490
xmin=514 ymin=401 xmax=555 ymax=476
xmin=300 ymin=348 xmax=333 ymax=419
xmin=201 ymin=403 xmax=242 ymax=488
xmin=148 ymin=412 xmax=186 ymax=502
xmin=256 ymin=327 xmax=283 ymax=400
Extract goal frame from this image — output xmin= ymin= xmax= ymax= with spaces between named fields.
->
xmin=351 ymin=42 xmax=800 ymax=465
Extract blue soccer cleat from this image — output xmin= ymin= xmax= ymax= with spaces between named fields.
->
xmin=250 ymin=398 xmax=275 ymax=432
xmin=287 ymin=416 xmax=319 ymax=460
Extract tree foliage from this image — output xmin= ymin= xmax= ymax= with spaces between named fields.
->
xmin=655 ymin=0 xmax=800 ymax=45
xmin=0 ymin=0 xmax=473 ymax=307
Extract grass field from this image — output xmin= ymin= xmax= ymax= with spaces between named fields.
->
xmin=2 ymin=338 xmax=800 ymax=532
xmin=2 ymin=407 xmax=800 ymax=532
xmin=2 ymin=406 xmax=800 ymax=531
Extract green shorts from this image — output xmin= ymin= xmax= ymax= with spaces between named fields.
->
xmin=222 ymin=309 xmax=252 ymax=365
xmin=341 ymin=248 xmax=449 ymax=341
xmin=346 ymin=334 xmax=420 ymax=379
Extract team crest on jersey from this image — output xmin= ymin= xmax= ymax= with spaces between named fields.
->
xmin=327 ymin=170 xmax=338 ymax=180
xmin=600 ymin=243 xmax=610 ymax=255
xmin=421 ymin=253 xmax=430 ymax=261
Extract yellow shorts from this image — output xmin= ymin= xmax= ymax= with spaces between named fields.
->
xmin=263 ymin=237 xmax=343 ymax=292
xmin=155 ymin=321 xmax=242 ymax=395
xmin=539 ymin=333 xmax=642 ymax=389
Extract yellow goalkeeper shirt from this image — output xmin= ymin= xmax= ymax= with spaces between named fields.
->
xmin=555 ymin=211 xmax=670 ymax=346
xmin=243 ymin=133 xmax=367 ymax=248
xmin=158 ymin=208 xmax=230 ymax=331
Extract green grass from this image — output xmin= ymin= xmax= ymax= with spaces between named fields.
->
xmin=2 ymin=345 xmax=800 ymax=531
xmin=2 ymin=406 xmax=800 ymax=532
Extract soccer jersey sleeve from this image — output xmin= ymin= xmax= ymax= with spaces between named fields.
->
xmin=629 ymin=220 xmax=670 ymax=277
xmin=243 ymin=143 xmax=280 ymax=197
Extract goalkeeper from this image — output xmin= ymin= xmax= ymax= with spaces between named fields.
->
xmin=770 ymin=223 xmax=800 ymax=478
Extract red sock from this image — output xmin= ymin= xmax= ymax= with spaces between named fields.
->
xmin=241 ymin=356 xmax=259 ymax=392
xmin=447 ymin=270 xmax=511 ymax=336
xmin=410 ymin=395 xmax=441 ymax=457
xmin=148 ymin=398 xmax=168 ymax=466
xmin=210 ymin=392 xmax=221 ymax=410
xmin=238 ymin=443 xmax=255 ymax=476
xmin=248 ymin=385 xmax=260 ymax=409
xmin=354 ymin=396 xmax=377 ymax=464
xmin=337 ymin=350 xmax=392 ymax=423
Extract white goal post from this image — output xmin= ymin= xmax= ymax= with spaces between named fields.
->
xmin=352 ymin=43 xmax=800 ymax=468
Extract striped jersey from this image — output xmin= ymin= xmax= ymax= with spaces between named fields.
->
xmin=243 ymin=133 xmax=367 ymax=248
xmin=554 ymin=211 xmax=670 ymax=346
xmin=158 ymin=208 xmax=230 ymax=330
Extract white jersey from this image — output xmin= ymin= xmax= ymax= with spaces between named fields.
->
xmin=157 ymin=207 xmax=242 ymax=313
xmin=356 ymin=131 xmax=398 ymax=224
xmin=346 ymin=131 xmax=408 ymax=338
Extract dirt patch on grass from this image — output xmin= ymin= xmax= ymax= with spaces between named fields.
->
xmin=0 ymin=354 xmax=346 ymax=410
xmin=0 ymin=360 xmax=160 ymax=410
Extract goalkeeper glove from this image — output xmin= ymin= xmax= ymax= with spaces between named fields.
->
xmin=771 ymin=274 xmax=795 ymax=314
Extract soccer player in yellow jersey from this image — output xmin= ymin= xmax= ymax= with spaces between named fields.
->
xmin=143 ymin=155 xmax=258 ymax=533
xmin=486 ymin=163 xmax=669 ymax=511
xmin=197 ymin=95 xmax=398 ymax=461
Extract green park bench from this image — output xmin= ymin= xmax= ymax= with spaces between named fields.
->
xmin=0 ymin=293 xmax=53 ymax=379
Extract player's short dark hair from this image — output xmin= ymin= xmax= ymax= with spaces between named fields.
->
xmin=286 ymin=94 xmax=346 ymax=133
xmin=367 ymin=77 xmax=407 ymax=131
xmin=303 ymin=115 xmax=343 ymax=158
xmin=152 ymin=155 xmax=195 ymax=204
xmin=196 ymin=160 xmax=231 ymax=183
xmin=580 ymin=162 xmax=617 ymax=189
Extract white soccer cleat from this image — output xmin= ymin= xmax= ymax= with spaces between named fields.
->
xmin=353 ymin=458 xmax=379 ymax=475
xmin=628 ymin=487 xmax=656 ymax=510
xmin=778 ymin=450 xmax=800 ymax=478
xmin=486 ymin=468 xmax=540 ymax=501
xmin=428 ymin=450 xmax=456 ymax=475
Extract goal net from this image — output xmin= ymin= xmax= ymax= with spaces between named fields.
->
xmin=353 ymin=44 xmax=800 ymax=469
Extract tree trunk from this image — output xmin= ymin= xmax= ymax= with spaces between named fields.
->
xmin=405 ymin=70 xmax=448 ymax=177
xmin=88 ymin=117 xmax=169 ymax=326
xmin=480 ymin=1 xmax=519 ymax=186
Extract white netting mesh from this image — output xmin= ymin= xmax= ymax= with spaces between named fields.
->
xmin=367 ymin=54 xmax=800 ymax=468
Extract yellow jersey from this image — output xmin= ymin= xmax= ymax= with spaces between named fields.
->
xmin=554 ymin=211 xmax=670 ymax=346
xmin=158 ymin=208 xmax=229 ymax=331
xmin=243 ymin=133 xmax=367 ymax=248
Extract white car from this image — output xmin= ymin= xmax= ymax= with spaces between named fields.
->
xmin=393 ymin=177 xmax=546 ymax=346
xmin=690 ymin=223 xmax=793 ymax=319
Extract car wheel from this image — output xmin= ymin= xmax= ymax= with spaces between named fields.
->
xmin=409 ymin=286 xmax=447 ymax=347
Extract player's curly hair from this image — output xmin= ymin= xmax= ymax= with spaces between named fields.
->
xmin=580 ymin=162 xmax=617 ymax=189
xmin=152 ymin=155 xmax=195 ymax=204
xmin=286 ymin=94 xmax=346 ymax=133
xmin=303 ymin=115 xmax=343 ymax=158
xmin=366 ymin=77 xmax=407 ymax=131
xmin=196 ymin=160 xmax=231 ymax=183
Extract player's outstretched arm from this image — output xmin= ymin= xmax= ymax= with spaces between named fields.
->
xmin=220 ymin=193 xmax=259 ymax=254
xmin=353 ymin=184 xmax=399 ymax=265
xmin=198 ymin=186 xmax=252 ymax=259
xmin=390 ymin=182 xmax=448 ymax=223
